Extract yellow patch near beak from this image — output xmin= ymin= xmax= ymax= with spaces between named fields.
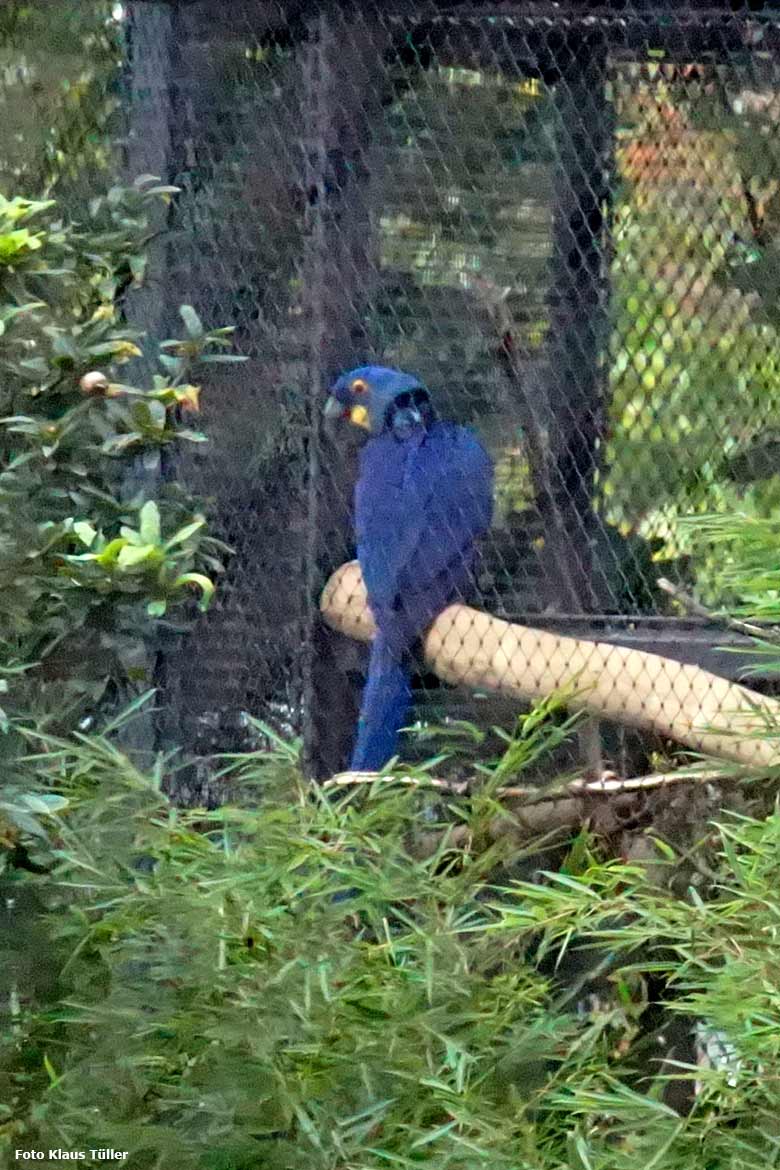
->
xmin=350 ymin=404 xmax=370 ymax=429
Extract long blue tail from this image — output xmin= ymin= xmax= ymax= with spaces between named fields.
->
xmin=350 ymin=633 xmax=412 ymax=771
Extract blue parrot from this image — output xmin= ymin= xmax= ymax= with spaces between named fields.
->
xmin=324 ymin=365 xmax=494 ymax=771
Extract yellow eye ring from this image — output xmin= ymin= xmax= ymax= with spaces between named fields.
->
xmin=351 ymin=378 xmax=368 ymax=394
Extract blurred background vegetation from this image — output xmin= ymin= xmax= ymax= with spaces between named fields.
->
xmin=375 ymin=53 xmax=780 ymax=608
xmin=0 ymin=2 xmax=122 ymax=197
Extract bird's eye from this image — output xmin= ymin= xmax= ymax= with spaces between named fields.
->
xmin=351 ymin=378 xmax=368 ymax=394
xmin=394 ymin=392 xmax=412 ymax=409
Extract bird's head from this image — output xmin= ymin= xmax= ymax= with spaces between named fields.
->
xmin=324 ymin=365 xmax=434 ymax=440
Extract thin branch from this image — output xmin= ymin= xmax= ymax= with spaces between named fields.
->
xmin=323 ymin=771 xmax=471 ymax=796
xmin=657 ymin=577 xmax=780 ymax=646
xmin=323 ymin=766 xmax=734 ymax=804
xmin=324 ymin=766 xmax=767 ymax=856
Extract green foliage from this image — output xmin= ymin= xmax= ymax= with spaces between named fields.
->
xmin=0 ymin=178 xmax=242 ymax=732
xmin=1 ymin=713 xmax=779 ymax=1168
xmin=601 ymin=66 xmax=780 ymax=598
xmin=374 ymin=69 xmax=553 ymax=431
xmin=677 ymin=510 xmax=780 ymax=671
xmin=0 ymin=786 xmax=67 ymax=844
xmin=603 ymin=195 xmax=780 ymax=552
xmin=60 ymin=502 xmax=215 ymax=618
xmin=0 ymin=1 xmax=121 ymax=198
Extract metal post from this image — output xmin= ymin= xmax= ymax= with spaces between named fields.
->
xmin=301 ymin=15 xmax=329 ymax=781
xmin=301 ymin=10 xmax=389 ymax=779
xmin=539 ymin=30 xmax=613 ymax=615
xmin=543 ymin=30 xmax=614 ymax=771
xmin=117 ymin=0 xmax=178 ymax=764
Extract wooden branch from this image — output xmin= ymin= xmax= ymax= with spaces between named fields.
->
xmin=323 ymin=768 xmax=744 ymax=848
xmin=657 ymin=577 xmax=780 ymax=646
xmin=324 ymin=771 xmax=471 ymax=796
xmin=322 ymin=771 xmax=619 ymax=850
xmin=321 ymin=561 xmax=780 ymax=770
xmin=323 ymin=766 xmax=731 ymax=803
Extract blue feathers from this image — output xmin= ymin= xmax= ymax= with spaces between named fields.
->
xmin=350 ymin=634 xmax=413 ymax=771
xmin=327 ymin=366 xmax=494 ymax=772
xmin=355 ymin=421 xmax=493 ymax=658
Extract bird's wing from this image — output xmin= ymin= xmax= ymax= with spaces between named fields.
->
xmin=406 ymin=423 xmax=494 ymax=585
xmin=355 ymin=433 xmax=423 ymax=609
xmin=356 ymin=423 xmax=493 ymax=611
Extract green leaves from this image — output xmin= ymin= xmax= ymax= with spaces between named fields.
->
xmin=0 ymin=788 xmax=68 ymax=841
xmin=157 ymin=308 xmax=246 ymax=378
xmin=0 ymin=195 xmax=57 ymax=224
xmin=0 ymin=181 xmax=242 ymax=731
xmin=8 ymin=721 xmax=780 ymax=1170
xmin=603 ymin=87 xmax=780 ymax=579
xmin=138 ymin=500 xmax=161 ymax=545
xmin=72 ymin=520 xmax=96 ymax=547
xmin=678 ymin=509 xmax=780 ymax=632
xmin=179 ymin=303 xmax=204 ymax=339
xmin=59 ymin=505 xmax=212 ymax=617
xmin=0 ymin=227 xmax=45 ymax=265
xmin=0 ymin=198 xmax=57 ymax=279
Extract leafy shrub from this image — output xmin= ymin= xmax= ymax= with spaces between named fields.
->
xmin=0 ymin=180 xmax=242 ymax=736
xmin=1 ymin=718 xmax=780 ymax=1169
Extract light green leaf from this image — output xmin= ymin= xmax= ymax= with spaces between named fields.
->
xmin=410 ymin=1122 xmax=457 ymax=1150
xmin=179 ymin=304 xmax=204 ymax=339
xmin=4 ymin=809 xmax=48 ymax=839
xmin=73 ymin=521 xmax=97 ymax=548
xmin=117 ymin=543 xmax=159 ymax=568
xmin=158 ymin=353 xmax=183 ymax=375
xmin=95 ymin=538 xmax=128 ymax=566
xmin=165 ymin=517 xmax=205 ymax=549
xmin=119 ymin=525 xmax=143 ymax=546
xmin=138 ymin=501 xmax=161 ymax=545
xmin=174 ymin=572 xmax=215 ymax=611
xmin=101 ymin=432 xmax=144 ymax=454
xmin=19 ymin=792 xmax=68 ymax=815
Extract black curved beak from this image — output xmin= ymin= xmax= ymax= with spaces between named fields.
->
xmin=323 ymin=395 xmax=344 ymax=419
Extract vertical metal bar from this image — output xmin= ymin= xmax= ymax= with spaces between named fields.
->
xmin=301 ymin=14 xmax=329 ymax=779
xmin=541 ymin=33 xmax=612 ymax=615
xmin=543 ymin=31 xmax=613 ymax=773
xmin=121 ymin=2 xmax=177 ymax=392
xmin=116 ymin=0 xmax=177 ymax=764
xmin=299 ymin=10 xmax=388 ymax=780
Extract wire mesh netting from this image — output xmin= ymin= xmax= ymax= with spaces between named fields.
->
xmin=3 ymin=1 xmax=780 ymax=783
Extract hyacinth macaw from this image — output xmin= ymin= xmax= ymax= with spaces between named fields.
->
xmin=324 ymin=365 xmax=494 ymax=771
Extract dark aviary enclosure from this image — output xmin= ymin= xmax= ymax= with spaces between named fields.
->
xmin=9 ymin=0 xmax=780 ymax=786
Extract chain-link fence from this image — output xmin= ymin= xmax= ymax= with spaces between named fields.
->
xmin=4 ymin=1 xmax=780 ymax=783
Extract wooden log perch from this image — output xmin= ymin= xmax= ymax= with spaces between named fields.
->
xmin=320 ymin=561 xmax=780 ymax=770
